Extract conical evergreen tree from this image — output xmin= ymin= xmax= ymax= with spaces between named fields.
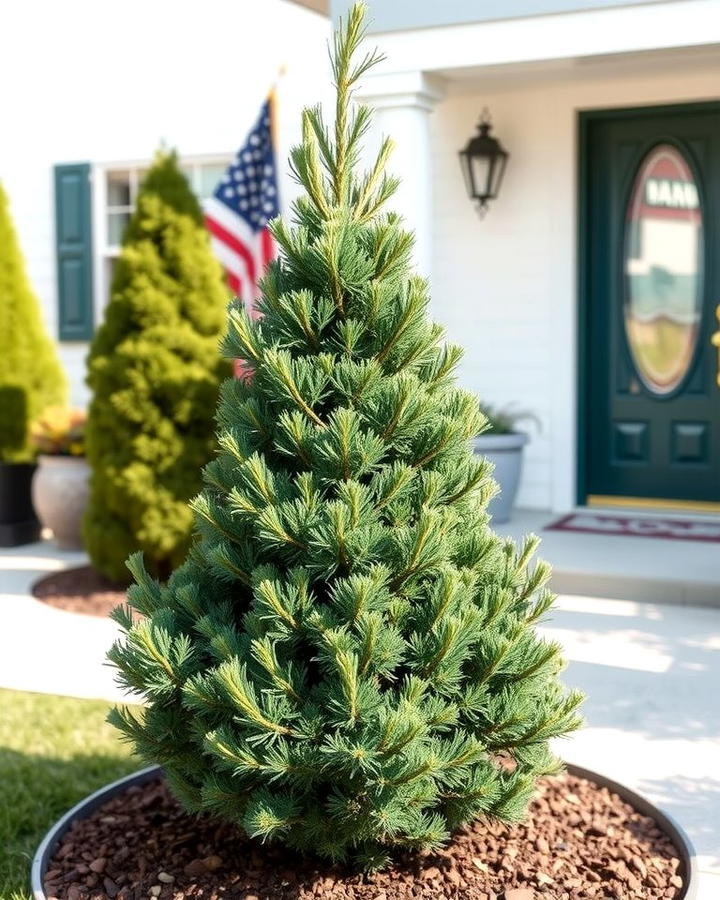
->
xmin=109 ymin=6 xmax=582 ymax=869
xmin=0 ymin=181 xmax=66 ymax=459
xmin=84 ymin=151 xmax=231 ymax=582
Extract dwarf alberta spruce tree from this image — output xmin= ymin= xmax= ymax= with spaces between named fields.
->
xmin=0 ymin=182 xmax=66 ymax=460
xmin=109 ymin=5 xmax=583 ymax=869
xmin=84 ymin=151 xmax=231 ymax=582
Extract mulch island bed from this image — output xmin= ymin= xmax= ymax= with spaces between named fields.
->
xmin=33 ymin=566 xmax=126 ymax=618
xmin=44 ymin=771 xmax=684 ymax=900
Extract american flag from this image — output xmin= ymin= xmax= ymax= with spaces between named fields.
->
xmin=205 ymin=95 xmax=280 ymax=314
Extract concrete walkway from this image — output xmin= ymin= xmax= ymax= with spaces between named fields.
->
xmin=542 ymin=594 xmax=720 ymax=896
xmin=1 ymin=540 xmax=719 ymax=895
xmin=499 ymin=508 xmax=720 ymax=607
xmin=0 ymin=541 xmax=126 ymax=702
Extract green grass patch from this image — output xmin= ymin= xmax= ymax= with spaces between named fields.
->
xmin=0 ymin=688 xmax=138 ymax=900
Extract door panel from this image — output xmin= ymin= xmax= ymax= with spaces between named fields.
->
xmin=580 ymin=103 xmax=720 ymax=504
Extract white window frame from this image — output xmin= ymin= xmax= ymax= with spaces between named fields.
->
xmin=91 ymin=153 xmax=233 ymax=324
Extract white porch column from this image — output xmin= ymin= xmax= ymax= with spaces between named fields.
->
xmin=355 ymin=71 xmax=445 ymax=283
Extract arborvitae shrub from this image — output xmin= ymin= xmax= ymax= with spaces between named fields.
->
xmin=0 ymin=182 xmax=66 ymax=461
xmin=84 ymin=151 xmax=231 ymax=582
xmin=109 ymin=6 xmax=583 ymax=869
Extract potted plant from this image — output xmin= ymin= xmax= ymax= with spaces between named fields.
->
xmin=31 ymin=7 xmax=698 ymax=898
xmin=472 ymin=403 xmax=539 ymax=524
xmin=30 ymin=406 xmax=89 ymax=550
xmin=0 ymin=384 xmax=40 ymax=545
xmin=0 ymin=180 xmax=67 ymax=546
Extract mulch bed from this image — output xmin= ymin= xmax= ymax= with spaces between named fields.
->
xmin=44 ymin=771 xmax=686 ymax=900
xmin=33 ymin=566 xmax=127 ymax=618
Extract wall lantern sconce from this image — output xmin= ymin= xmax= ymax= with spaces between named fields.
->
xmin=458 ymin=108 xmax=509 ymax=215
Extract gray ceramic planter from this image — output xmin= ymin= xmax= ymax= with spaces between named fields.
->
xmin=31 ymin=455 xmax=90 ymax=550
xmin=31 ymin=763 xmax=698 ymax=900
xmin=472 ymin=432 xmax=528 ymax=524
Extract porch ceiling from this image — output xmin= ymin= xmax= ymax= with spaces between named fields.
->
xmin=368 ymin=1 xmax=720 ymax=83
xmin=437 ymin=43 xmax=720 ymax=92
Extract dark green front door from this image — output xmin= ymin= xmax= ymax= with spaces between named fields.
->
xmin=580 ymin=102 xmax=720 ymax=507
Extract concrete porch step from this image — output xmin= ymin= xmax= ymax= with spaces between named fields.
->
xmin=496 ymin=509 xmax=720 ymax=608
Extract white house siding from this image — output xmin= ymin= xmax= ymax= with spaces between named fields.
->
xmin=0 ymin=0 xmax=330 ymax=406
xmin=427 ymin=59 xmax=720 ymax=511
xmin=4 ymin=2 xmax=720 ymax=514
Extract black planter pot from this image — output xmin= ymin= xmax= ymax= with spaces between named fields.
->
xmin=30 ymin=763 xmax=699 ymax=900
xmin=0 ymin=461 xmax=40 ymax=546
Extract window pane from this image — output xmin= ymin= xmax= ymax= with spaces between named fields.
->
xmin=180 ymin=166 xmax=195 ymax=190
xmin=198 ymin=163 xmax=228 ymax=200
xmin=107 ymin=170 xmax=131 ymax=207
xmin=624 ymin=144 xmax=703 ymax=395
xmin=134 ymin=169 xmax=149 ymax=199
xmin=105 ymin=256 xmax=118 ymax=299
xmin=107 ymin=212 xmax=130 ymax=246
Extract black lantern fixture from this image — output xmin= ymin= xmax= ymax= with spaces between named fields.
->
xmin=458 ymin=108 xmax=509 ymax=214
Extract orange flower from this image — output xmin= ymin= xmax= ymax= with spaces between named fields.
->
xmin=30 ymin=406 xmax=87 ymax=456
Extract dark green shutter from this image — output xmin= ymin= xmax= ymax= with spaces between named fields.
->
xmin=54 ymin=163 xmax=94 ymax=340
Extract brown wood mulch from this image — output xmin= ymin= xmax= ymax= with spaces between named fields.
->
xmin=44 ymin=772 xmax=686 ymax=900
xmin=32 ymin=566 xmax=127 ymax=618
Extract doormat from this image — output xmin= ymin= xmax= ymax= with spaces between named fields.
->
xmin=545 ymin=511 xmax=720 ymax=542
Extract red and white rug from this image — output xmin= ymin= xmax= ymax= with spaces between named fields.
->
xmin=546 ymin=511 xmax=720 ymax=542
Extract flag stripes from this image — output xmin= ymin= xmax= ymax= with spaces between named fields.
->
xmin=205 ymin=94 xmax=280 ymax=315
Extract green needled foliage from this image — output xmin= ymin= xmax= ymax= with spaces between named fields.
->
xmin=0 ymin=182 xmax=66 ymax=461
xmin=84 ymin=151 xmax=231 ymax=583
xmin=108 ymin=5 xmax=583 ymax=869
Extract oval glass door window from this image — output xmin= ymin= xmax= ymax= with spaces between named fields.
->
xmin=624 ymin=144 xmax=703 ymax=394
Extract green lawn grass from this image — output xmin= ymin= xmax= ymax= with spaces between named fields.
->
xmin=0 ymin=688 xmax=138 ymax=900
